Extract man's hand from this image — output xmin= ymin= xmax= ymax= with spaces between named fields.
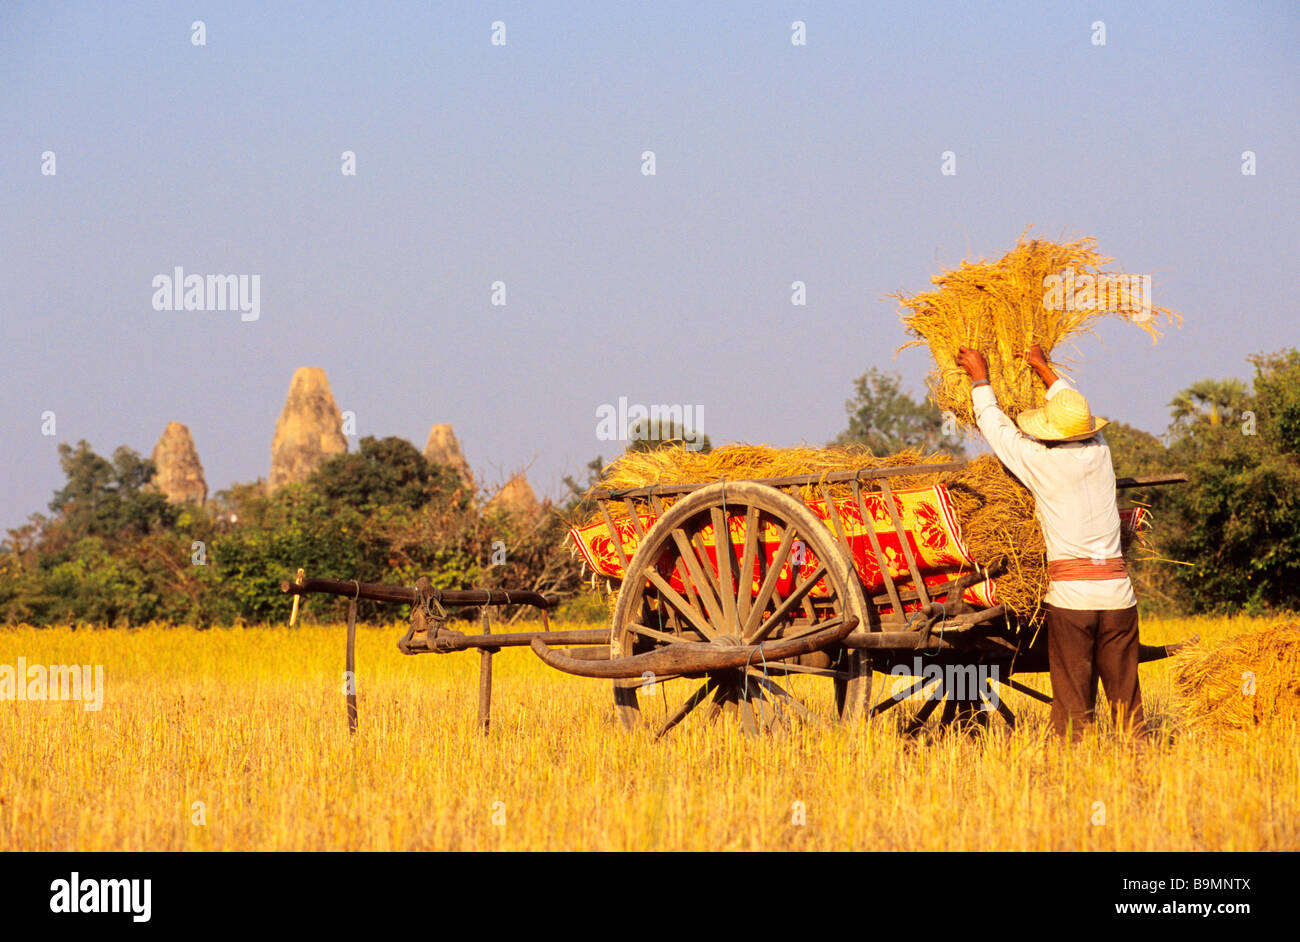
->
xmin=956 ymin=346 xmax=989 ymax=383
xmin=1019 ymin=344 xmax=1049 ymax=373
xmin=1015 ymin=344 xmax=1059 ymax=386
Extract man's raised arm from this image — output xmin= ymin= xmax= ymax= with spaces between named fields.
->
xmin=1020 ymin=344 xmax=1075 ymax=401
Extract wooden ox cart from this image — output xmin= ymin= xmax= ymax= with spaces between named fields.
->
xmin=281 ymin=460 xmax=1190 ymax=738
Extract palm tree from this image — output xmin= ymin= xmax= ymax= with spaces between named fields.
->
xmin=1168 ymin=378 xmax=1250 ymax=428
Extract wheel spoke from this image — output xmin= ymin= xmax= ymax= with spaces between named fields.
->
xmin=672 ymin=555 xmax=702 ymax=619
xmin=870 ymin=673 xmax=941 ymax=717
xmin=736 ymin=506 xmax=760 ymax=628
xmin=758 ymin=614 xmax=844 ymax=646
xmin=662 ymin=519 xmax=706 ymax=620
xmin=712 ymin=680 xmax=740 ymax=724
xmin=747 ymin=563 xmax=828 ymax=644
xmin=709 ymin=506 xmax=740 ymax=632
xmin=703 ymin=687 xmax=725 ymax=724
xmin=750 ymin=685 xmax=781 ymax=731
xmin=654 ymin=678 xmax=718 ymax=740
xmin=667 ymin=523 xmax=726 ymax=628
xmin=747 ymin=672 xmax=823 ymax=725
xmin=983 ymin=679 xmax=1017 ymax=728
xmin=741 ymin=523 xmax=797 ymax=639
xmin=999 ymin=675 xmax=1053 ymax=705
xmin=904 ymin=688 xmax=944 ymax=734
xmin=689 ymin=529 xmax=725 ymax=601
xmin=738 ymin=685 xmax=759 ymax=737
xmin=938 ymin=692 xmax=959 ymax=727
xmin=762 ymin=660 xmax=849 ymax=679
xmin=644 ymin=570 xmax=717 ymax=640
xmin=628 ymin=622 xmax=705 ymax=645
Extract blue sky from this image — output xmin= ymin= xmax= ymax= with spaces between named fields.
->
xmin=2 ymin=1 xmax=1296 ymax=530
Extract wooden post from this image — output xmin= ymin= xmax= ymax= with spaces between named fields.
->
xmin=289 ymin=567 xmax=305 ymax=626
xmin=345 ymin=596 xmax=358 ymax=733
xmin=478 ymin=607 xmax=495 ymax=732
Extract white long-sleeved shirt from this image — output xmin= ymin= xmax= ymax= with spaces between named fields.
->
xmin=971 ymin=378 xmax=1136 ymax=611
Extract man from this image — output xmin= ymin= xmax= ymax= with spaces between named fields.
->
xmin=956 ymin=343 xmax=1145 ymax=740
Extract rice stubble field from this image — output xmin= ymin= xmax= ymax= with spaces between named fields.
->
xmin=2 ymin=614 xmax=1296 ymax=851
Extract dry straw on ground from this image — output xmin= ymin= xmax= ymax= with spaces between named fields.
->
xmin=1172 ymin=623 xmax=1300 ymax=734
xmin=894 ymin=233 xmax=1181 ymax=426
xmin=582 ymin=444 xmax=1052 ymax=617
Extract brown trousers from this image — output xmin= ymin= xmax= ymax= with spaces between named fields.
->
xmin=1045 ymin=604 xmax=1146 ymax=739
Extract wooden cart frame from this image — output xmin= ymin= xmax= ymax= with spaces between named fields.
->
xmin=282 ymin=460 xmax=1190 ymax=738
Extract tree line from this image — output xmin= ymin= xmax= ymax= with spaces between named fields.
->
xmin=0 ymin=437 xmax=590 ymax=626
xmin=1 ymin=349 xmax=1295 ymax=625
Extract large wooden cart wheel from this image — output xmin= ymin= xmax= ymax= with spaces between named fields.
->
xmin=609 ymin=481 xmax=871 ymax=737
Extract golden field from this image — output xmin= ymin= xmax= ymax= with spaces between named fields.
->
xmin=2 ymin=614 xmax=1296 ymax=851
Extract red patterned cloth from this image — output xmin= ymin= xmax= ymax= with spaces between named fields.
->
xmin=570 ymin=485 xmax=995 ymax=615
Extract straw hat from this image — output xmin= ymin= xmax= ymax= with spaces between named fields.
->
xmin=1016 ymin=388 xmax=1109 ymax=442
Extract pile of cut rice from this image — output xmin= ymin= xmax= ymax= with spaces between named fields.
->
xmin=1172 ymin=624 xmax=1300 ymax=733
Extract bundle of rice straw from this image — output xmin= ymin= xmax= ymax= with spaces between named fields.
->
xmin=581 ymin=443 xmax=1085 ymax=619
xmin=1171 ymin=624 xmax=1300 ymax=734
xmin=894 ymin=232 xmax=1181 ymax=427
